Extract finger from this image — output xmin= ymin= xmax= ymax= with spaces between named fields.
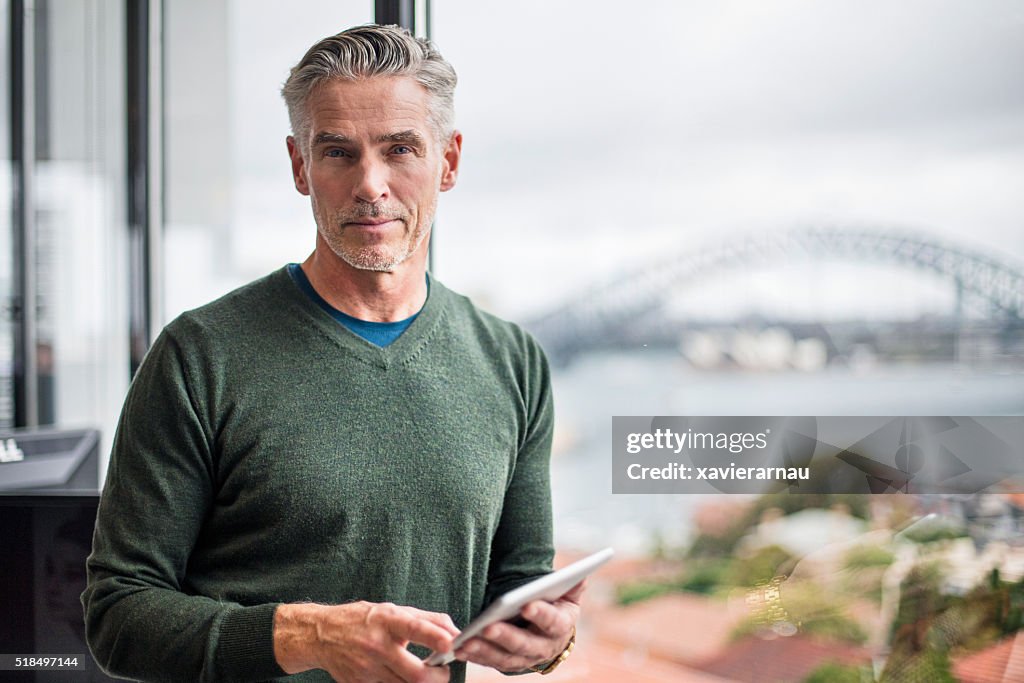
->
xmin=386 ymin=613 xmax=456 ymax=654
xmin=520 ymin=600 xmax=574 ymax=638
xmin=479 ymin=621 xmax=551 ymax=661
xmin=456 ymin=634 xmax=537 ymax=673
xmin=403 ymin=607 xmax=461 ymax=636
xmin=560 ymin=579 xmax=587 ymax=604
xmin=386 ymin=647 xmax=449 ymax=683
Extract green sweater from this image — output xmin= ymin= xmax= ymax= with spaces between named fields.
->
xmin=83 ymin=268 xmax=555 ymax=682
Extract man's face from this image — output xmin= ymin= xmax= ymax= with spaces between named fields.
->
xmin=287 ymin=76 xmax=461 ymax=272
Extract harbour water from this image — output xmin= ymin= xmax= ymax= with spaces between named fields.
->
xmin=549 ymin=351 xmax=1024 ymax=554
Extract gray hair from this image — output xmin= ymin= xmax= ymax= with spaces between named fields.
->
xmin=282 ymin=24 xmax=457 ymax=151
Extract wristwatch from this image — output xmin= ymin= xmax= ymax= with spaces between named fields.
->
xmin=530 ymin=626 xmax=576 ymax=675
xmin=745 ymin=575 xmax=799 ymax=637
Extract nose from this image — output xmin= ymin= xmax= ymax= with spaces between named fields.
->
xmin=352 ymin=156 xmax=389 ymax=204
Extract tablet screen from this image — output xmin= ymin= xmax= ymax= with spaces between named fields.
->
xmin=425 ymin=547 xmax=614 ymax=666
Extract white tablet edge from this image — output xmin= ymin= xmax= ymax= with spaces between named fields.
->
xmin=424 ymin=547 xmax=614 ymax=666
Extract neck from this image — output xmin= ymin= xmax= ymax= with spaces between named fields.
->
xmin=301 ymin=235 xmax=429 ymax=322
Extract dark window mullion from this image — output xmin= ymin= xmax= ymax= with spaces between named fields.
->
xmin=374 ymin=0 xmax=415 ymax=30
xmin=10 ymin=0 xmax=38 ymax=427
xmin=126 ymin=0 xmax=151 ymax=377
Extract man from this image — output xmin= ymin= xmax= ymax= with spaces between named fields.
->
xmin=84 ymin=24 xmax=579 ymax=683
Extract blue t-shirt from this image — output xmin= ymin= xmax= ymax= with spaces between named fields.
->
xmin=287 ymin=263 xmax=424 ymax=348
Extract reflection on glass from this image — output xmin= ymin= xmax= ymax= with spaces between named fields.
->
xmin=431 ymin=2 xmax=1024 ymax=681
xmin=162 ymin=0 xmax=370 ymax=321
xmin=26 ymin=0 xmax=129 ymax=454
xmin=0 ymin=0 xmax=132 ymax=485
xmin=0 ymin=0 xmax=12 ymax=428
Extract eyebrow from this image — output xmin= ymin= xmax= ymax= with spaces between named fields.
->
xmin=312 ymin=132 xmax=351 ymax=147
xmin=378 ymin=130 xmax=427 ymax=146
xmin=311 ymin=130 xmax=427 ymax=147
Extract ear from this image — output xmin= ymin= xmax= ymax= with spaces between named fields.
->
xmin=439 ymin=131 xmax=463 ymax=192
xmin=287 ymin=136 xmax=310 ymax=196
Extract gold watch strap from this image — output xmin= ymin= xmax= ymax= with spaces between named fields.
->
xmin=744 ymin=575 xmax=799 ymax=637
xmin=530 ymin=626 xmax=576 ymax=675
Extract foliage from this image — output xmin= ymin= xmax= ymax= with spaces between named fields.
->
xmin=882 ymin=567 xmax=1024 ymax=681
xmin=726 ymin=544 xmax=795 ymax=587
xmin=803 ymin=661 xmax=869 ymax=683
xmin=889 ymin=562 xmax=951 ymax=644
xmin=795 ymin=581 xmax=865 ymax=642
xmin=843 ymin=544 xmax=894 ymax=570
xmin=677 ymin=559 xmax=730 ymax=595
xmin=839 ymin=545 xmax=894 ymax=603
xmin=948 ymin=570 xmax=1024 ymax=648
xmin=730 ymin=608 xmax=867 ymax=645
xmin=880 ymin=649 xmax=956 ymax=682
xmin=687 ymin=524 xmax=749 ymax=559
xmin=686 ymin=493 xmax=871 ymax=560
xmin=614 ymin=558 xmax=731 ymax=605
xmin=728 ymin=578 xmax=866 ymax=644
xmin=840 ymin=565 xmax=886 ymax=604
xmin=615 ymin=581 xmax=671 ymax=606
xmin=901 ymin=523 xmax=966 ymax=544
xmin=997 ymin=572 xmax=1024 ymax=635
xmin=800 ymin=613 xmax=869 ymax=644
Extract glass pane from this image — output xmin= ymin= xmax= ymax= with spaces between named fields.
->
xmin=32 ymin=0 xmax=129 ymax=452
xmin=162 ymin=0 xmax=371 ymax=321
xmin=432 ymin=2 xmax=1024 ymax=681
xmin=0 ymin=0 xmax=12 ymax=428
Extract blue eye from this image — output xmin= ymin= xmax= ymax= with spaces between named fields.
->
xmin=393 ymin=145 xmax=413 ymax=155
xmin=325 ymin=149 xmax=346 ymax=158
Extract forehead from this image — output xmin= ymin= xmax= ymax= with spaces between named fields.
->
xmin=305 ymin=76 xmax=432 ymax=140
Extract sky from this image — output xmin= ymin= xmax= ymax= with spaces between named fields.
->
xmin=429 ymin=0 xmax=1024 ymax=319
xmin=166 ymin=0 xmax=1024 ymax=323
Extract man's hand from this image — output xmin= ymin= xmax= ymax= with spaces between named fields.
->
xmin=274 ymin=601 xmax=458 ymax=683
xmin=454 ymin=580 xmax=584 ymax=673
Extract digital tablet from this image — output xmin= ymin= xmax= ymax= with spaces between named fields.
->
xmin=425 ymin=547 xmax=614 ymax=666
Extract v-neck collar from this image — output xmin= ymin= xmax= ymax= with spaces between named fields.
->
xmin=272 ymin=266 xmax=449 ymax=371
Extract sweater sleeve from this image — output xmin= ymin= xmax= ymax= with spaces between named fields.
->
xmin=484 ymin=334 xmax=556 ymax=605
xmin=82 ymin=327 xmax=287 ymax=683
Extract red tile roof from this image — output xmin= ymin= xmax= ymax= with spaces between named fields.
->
xmin=467 ymin=589 xmax=741 ymax=682
xmin=591 ymin=593 xmax=745 ymax=666
xmin=693 ymin=634 xmax=870 ymax=682
xmin=1002 ymin=493 xmax=1024 ymax=507
xmin=466 ymin=638 xmax=735 ymax=683
xmin=952 ymin=633 xmax=1024 ymax=683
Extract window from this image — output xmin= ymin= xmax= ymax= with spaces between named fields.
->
xmin=432 ymin=3 xmax=1024 ymax=680
xmin=162 ymin=0 xmax=371 ymax=321
xmin=0 ymin=0 xmax=13 ymax=428
xmin=2 ymin=0 xmax=129 ymax=461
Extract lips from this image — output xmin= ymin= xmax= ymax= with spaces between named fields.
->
xmin=346 ymin=218 xmax=401 ymax=227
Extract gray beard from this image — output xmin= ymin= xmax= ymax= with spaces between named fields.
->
xmin=323 ymin=219 xmax=430 ymax=273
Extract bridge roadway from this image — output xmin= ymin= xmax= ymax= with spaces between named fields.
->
xmin=523 ymin=227 xmax=1024 ymax=365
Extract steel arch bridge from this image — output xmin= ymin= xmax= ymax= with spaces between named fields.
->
xmin=525 ymin=227 xmax=1024 ymax=362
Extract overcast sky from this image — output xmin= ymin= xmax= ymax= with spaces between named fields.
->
xmin=167 ymin=0 xmax=1024 ymax=321
xmin=430 ymin=0 xmax=1024 ymax=318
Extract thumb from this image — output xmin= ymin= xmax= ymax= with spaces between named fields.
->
xmin=559 ymin=579 xmax=587 ymax=605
